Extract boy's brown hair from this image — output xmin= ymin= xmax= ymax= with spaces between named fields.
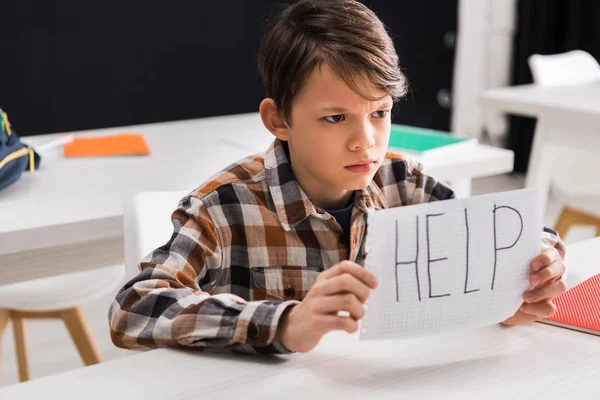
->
xmin=258 ymin=0 xmax=407 ymax=124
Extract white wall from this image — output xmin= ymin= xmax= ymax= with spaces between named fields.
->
xmin=452 ymin=0 xmax=517 ymax=144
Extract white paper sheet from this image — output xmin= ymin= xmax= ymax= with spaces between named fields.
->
xmin=360 ymin=189 xmax=542 ymax=340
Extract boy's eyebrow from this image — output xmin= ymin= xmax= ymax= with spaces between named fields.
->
xmin=318 ymin=101 xmax=394 ymax=114
xmin=318 ymin=106 xmax=349 ymax=113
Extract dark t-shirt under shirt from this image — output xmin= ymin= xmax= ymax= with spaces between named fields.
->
xmin=325 ymin=201 xmax=354 ymax=246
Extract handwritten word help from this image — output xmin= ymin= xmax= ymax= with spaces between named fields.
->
xmin=360 ymin=189 xmax=542 ymax=340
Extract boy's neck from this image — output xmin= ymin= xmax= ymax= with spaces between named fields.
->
xmin=310 ymin=189 xmax=354 ymax=211
xmin=283 ymin=144 xmax=354 ymax=210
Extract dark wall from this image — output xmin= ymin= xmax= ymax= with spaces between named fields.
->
xmin=1 ymin=1 xmax=456 ymax=137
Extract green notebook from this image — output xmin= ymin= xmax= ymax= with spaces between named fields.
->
xmin=388 ymin=124 xmax=476 ymax=156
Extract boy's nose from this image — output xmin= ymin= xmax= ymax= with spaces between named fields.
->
xmin=349 ymin=123 xmax=376 ymax=151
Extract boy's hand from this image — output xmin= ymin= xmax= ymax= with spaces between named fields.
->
xmin=276 ymin=261 xmax=378 ymax=353
xmin=501 ymin=247 xmax=567 ymax=325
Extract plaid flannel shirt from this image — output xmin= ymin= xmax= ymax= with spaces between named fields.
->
xmin=109 ymin=139 xmax=566 ymax=354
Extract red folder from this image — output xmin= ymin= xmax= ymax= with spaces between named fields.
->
xmin=539 ymin=273 xmax=600 ymax=336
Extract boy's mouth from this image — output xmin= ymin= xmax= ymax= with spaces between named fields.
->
xmin=344 ymin=158 xmax=377 ymax=174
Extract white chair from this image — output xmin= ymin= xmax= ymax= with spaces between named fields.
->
xmin=527 ymin=50 xmax=600 ymax=239
xmin=123 ymin=191 xmax=189 ymax=281
xmin=529 ymin=50 xmax=600 ymax=87
xmin=0 ymin=262 xmax=124 ymax=383
xmin=0 ymin=190 xmax=186 ymax=384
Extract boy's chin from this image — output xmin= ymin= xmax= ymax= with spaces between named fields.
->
xmin=342 ymin=174 xmax=376 ymax=191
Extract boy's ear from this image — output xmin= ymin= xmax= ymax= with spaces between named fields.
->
xmin=259 ymin=98 xmax=291 ymax=141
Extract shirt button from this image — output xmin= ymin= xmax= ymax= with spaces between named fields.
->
xmin=284 ymin=286 xmax=296 ymax=298
xmin=248 ymin=323 xmax=260 ymax=340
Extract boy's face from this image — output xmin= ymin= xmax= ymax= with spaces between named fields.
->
xmin=283 ymin=65 xmax=392 ymax=209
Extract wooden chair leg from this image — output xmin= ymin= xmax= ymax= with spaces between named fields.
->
xmin=0 ymin=309 xmax=9 ymax=336
xmin=60 ymin=307 xmax=102 ymax=366
xmin=10 ymin=312 xmax=30 ymax=382
xmin=0 ymin=309 xmax=10 ymax=384
xmin=554 ymin=207 xmax=576 ymax=239
xmin=554 ymin=206 xmax=600 ymax=239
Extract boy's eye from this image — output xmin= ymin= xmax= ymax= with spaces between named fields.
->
xmin=371 ymin=110 xmax=389 ymax=118
xmin=323 ymin=114 xmax=346 ymax=124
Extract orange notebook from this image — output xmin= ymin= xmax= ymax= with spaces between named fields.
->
xmin=538 ymin=273 xmax=600 ymax=336
xmin=63 ymin=133 xmax=150 ymax=157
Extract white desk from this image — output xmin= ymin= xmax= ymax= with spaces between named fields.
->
xmin=480 ymin=81 xmax=600 ymax=210
xmin=2 ymin=237 xmax=598 ymax=400
xmin=0 ymin=113 xmax=513 ymax=285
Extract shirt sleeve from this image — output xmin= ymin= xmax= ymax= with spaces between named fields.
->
xmin=108 ymin=194 xmax=298 ymax=354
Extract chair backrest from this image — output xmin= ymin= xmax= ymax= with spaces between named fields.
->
xmin=527 ymin=50 xmax=600 ymax=211
xmin=528 ymin=50 xmax=600 ymax=86
xmin=123 ymin=190 xmax=189 ymax=279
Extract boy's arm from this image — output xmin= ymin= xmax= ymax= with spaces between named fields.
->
xmin=108 ymin=195 xmax=298 ymax=354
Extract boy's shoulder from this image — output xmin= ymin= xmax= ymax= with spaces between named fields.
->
xmin=186 ymin=152 xmax=269 ymax=207
xmin=177 ymin=146 xmax=449 ymax=217
xmin=374 ymin=150 xmax=424 ymax=183
xmin=373 ymin=151 xmax=454 ymax=205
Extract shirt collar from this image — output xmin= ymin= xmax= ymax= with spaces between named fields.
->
xmin=264 ymin=139 xmax=319 ymax=230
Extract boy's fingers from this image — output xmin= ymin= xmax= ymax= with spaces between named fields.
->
xmin=501 ymin=309 xmax=538 ymax=326
xmin=320 ymin=274 xmax=371 ymax=303
xmin=325 ymin=314 xmax=359 ymax=334
xmin=524 ymin=279 xmax=567 ymax=303
xmin=530 ymin=247 xmax=559 ymax=272
xmin=319 ymin=261 xmax=378 ymax=289
xmin=316 ymin=293 xmax=366 ymax=320
xmin=519 ymin=299 xmax=557 ymax=319
xmin=529 ymin=259 xmax=566 ymax=287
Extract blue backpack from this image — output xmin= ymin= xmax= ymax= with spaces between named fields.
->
xmin=0 ymin=109 xmax=41 ymax=192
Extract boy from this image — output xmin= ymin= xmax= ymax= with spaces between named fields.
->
xmin=109 ymin=0 xmax=567 ymax=354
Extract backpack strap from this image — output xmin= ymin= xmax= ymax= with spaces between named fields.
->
xmin=1 ymin=111 xmax=12 ymax=136
xmin=0 ymin=110 xmax=41 ymax=173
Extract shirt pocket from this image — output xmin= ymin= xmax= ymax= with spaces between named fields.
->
xmin=250 ymin=266 xmax=321 ymax=301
